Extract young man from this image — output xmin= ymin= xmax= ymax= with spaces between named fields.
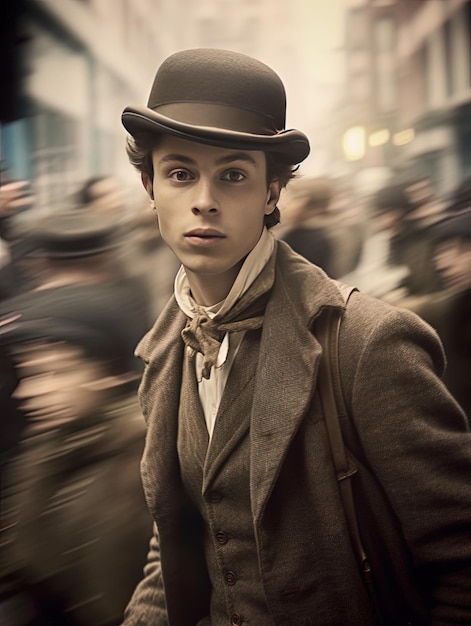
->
xmin=120 ymin=49 xmax=471 ymax=625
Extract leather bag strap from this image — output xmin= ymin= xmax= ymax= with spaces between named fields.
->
xmin=315 ymin=283 xmax=380 ymax=619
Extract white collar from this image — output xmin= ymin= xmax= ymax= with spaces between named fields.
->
xmin=174 ymin=226 xmax=275 ymax=321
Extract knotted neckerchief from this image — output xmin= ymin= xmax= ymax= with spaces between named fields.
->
xmin=181 ymin=246 xmax=276 ymax=380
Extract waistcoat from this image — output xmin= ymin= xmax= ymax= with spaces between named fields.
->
xmin=178 ymin=330 xmax=275 ymax=626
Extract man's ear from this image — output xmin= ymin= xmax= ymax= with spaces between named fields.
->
xmin=141 ymin=172 xmax=154 ymax=200
xmin=265 ymin=180 xmax=281 ymax=216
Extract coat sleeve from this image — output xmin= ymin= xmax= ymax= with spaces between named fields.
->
xmin=341 ymin=293 xmax=471 ymax=624
xmin=121 ymin=523 xmax=168 ymax=625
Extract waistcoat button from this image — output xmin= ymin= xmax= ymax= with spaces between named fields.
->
xmin=207 ymin=490 xmax=223 ymax=503
xmin=216 ymin=530 xmax=229 ymax=544
xmin=231 ymin=614 xmax=242 ymax=625
xmin=224 ymin=571 xmax=237 ymax=585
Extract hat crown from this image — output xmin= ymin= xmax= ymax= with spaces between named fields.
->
xmin=33 ymin=212 xmax=119 ymax=258
xmin=147 ymin=48 xmax=286 ymax=131
xmin=122 ymin=48 xmax=310 ymax=165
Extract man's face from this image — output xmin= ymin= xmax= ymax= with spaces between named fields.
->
xmin=434 ymin=238 xmax=471 ymax=292
xmin=11 ymin=341 xmax=107 ymax=434
xmin=406 ymin=178 xmax=433 ymax=208
xmin=143 ymin=136 xmax=280 ymax=304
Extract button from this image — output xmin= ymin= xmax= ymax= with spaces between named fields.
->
xmin=216 ymin=530 xmax=228 ymax=544
xmin=231 ymin=614 xmax=242 ymax=625
xmin=207 ymin=490 xmax=223 ymax=503
xmin=224 ymin=571 xmax=237 ymax=585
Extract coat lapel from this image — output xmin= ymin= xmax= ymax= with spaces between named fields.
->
xmin=250 ymin=242 xmax=345 ymax=524
xmin=135 ymin=298 xmax=188 ymax=520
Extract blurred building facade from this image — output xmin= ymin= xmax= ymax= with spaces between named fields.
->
xmin=338 ymin=0 xmax=471 ymax=198
xmin=1 ymin=0 xmax=174 ymax=211
xmin=1 ymin=0 xmax=308 ymax=213
xmin=4 ymin=1 xmax=469 ymax=212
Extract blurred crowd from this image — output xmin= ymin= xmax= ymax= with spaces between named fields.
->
xmin=0 ymin=175 xmax=179 ymax=626
xmin=276 ymin=171 xmax=471 ymax=417
xmin=0 ymin=166 xmax=470 ymax=624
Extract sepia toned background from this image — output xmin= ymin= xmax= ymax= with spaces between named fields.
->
xmin=2 ymin=0 xmax=470 ymax=210
xmin=1 ymin=5 xmax=471 ymax=625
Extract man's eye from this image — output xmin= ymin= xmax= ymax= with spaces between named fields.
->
xmin=222 ymin=170 xmax=245 ymax=182
xmin=170 ymin=169 xmax=192 ymax=181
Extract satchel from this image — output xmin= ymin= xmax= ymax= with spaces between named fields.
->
xmin=315 ymin=283 xmax=428 ymax=626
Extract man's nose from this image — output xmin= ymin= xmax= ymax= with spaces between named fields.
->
xmin=191 ymin=179 xmax=219 ymax=215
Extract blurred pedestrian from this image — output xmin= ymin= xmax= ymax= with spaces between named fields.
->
xmin=119 ymin=48 xmax=471 ymax=625
xmin=0 ymin=327 xmax=25 ymax=469
xmin=13 ymin=211 xmax=152 ymax=376
xmin=433 ymin=209 xmax=471 ymax=294
xmin=0 ymin=310 xmax=152 ymax=626
xmin=0 ymin=211 xmax=153 ymax=624
xmin=341 ymin=183 xmax=411 ymax=299
xmin=410 ymin=208 xmax=471 ymax=417
xmin=75 ymin=174 xmax=177 ymax=319
xmin=127 ymin=195 xmax=181 ymax=318
xmin=75 ymin=175 xmax=128 ymax=217
xmin=446 ymin=174 xmax=471 ymax=214
xmin=0 ymin=179 xmax=36 ymax=485
xmin=280 ymin=177 xmax=364 ymax=279
xmin=0 ymin=179 xmax=37 ymax=298
xmin=394 ymin=175 xmax=445 ymax=295
xmin=280 ymin=177 xmax=335 ymax=274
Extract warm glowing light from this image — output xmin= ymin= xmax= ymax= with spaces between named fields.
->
xmin=342 ymin=126 xmax=366 ymax=161
xmin=368 ymin=129 xmax=390 ymax=147
xmin=392 ymin=128 xmax=415 ymax=146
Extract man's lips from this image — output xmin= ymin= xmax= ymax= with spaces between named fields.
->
xmin=185 ymin=229 xmax=226 ymax=238
xmin=184 ymin=229 xmax=226 ymax=246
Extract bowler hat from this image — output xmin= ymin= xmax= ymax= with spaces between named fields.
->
xmin=31 ymin=212 xmax=121 ymax=259
xmin=122 ymin=48 xmax=310 ymax=164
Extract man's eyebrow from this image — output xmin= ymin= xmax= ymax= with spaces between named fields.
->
xmin=215 ymin=152 xmax=258 ymax=166
xmin=158 ymin=154 xmax=195 ymax=166
xmin=157 ymin=152 xmax=258 ymax=166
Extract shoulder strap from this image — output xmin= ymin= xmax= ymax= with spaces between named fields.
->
xmin=315 ymin=283 xmax=379 ymax=617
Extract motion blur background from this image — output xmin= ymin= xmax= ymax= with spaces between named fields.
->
xmin=1 ymin=4 xmax=471 ymax=625
xmin=1 ymin=0 xmax=470 ymax=209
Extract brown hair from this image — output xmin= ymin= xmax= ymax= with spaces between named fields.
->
xmin=126 ymin=135 xmax=297 ymax=228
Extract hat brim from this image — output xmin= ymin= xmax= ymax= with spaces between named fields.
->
xmin=30 ymin=246 xmax=120 ymax=259
xmin=29 ymin=235 xmax=122 ymax=259
xmin=430 ymin=210 xmax=471 ymax=242
xmin=122 ymin=105 xmax=310 ymax=165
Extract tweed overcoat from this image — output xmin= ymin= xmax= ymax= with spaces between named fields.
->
xmin=122 ymin=242 xmax=471 ymax=626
